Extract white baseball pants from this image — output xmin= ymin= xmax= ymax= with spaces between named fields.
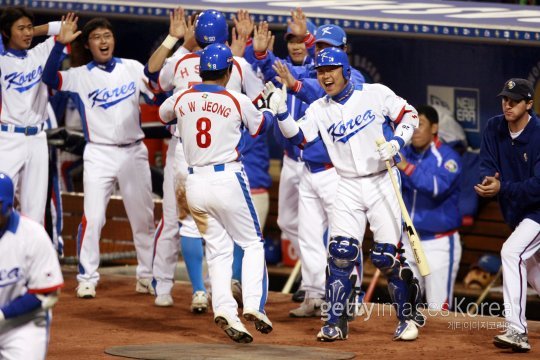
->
xmin=77 ymin=142 xmax=154 ymax=284
xmin=0 ymin=312 xmax=51 ymax=360
xmin=186 ymin=162 xmax=268 ymax=320
xmin=277 ymin=156 xmax=303 ymax=252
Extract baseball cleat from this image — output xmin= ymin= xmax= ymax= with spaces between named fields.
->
xmin=191 ymin=291 xmax=209 ymax=313
xmin=292 ymin=289 xmax=305 ymax=303
xmin=289 ymin=298 xmax=324 ymax=318
xmin=76 ymin=282 xmax=96 ymax=299
xmin=214 ymin=313 xmax=253 ymax=343
xmin=393 ymin=320 xmax=418 ymax=341
xmin=154 ymin=294 xmax=174 ymax=307
xmin=493 ymin=328 xmax=531 ymax=352
xmin=317 ymin=322 xmax=348 ymax=342
xmin=135 ymin=278 xmax=155 ymax=295
xmin=243 ymin=308 xmax=273 ymax=334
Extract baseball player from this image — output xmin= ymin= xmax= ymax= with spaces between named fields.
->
xmin=145 ymin=8 xmax=265 ymax=309
xmin=397 ymin=105 xmax=463 ymax=310
xmin=0 ymin=172 xmax=64 ymax=360
xmin=42 ymin=18 xmax=157 ymax=298
xmin=0 ymin=7 xmax=71 ymax=224
xmin=159 ymin=43 xmax=273 ymax=343
xmin=475 ymin=78 xmax=540 ymax=353
xmin=271 ymin=47 xmax=423 ymax=341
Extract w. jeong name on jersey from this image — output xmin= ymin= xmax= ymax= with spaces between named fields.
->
xmin=327 ymin=110 xmax=375 ymax=143
xmin=88 ymin=81 xmax=136 ymax=109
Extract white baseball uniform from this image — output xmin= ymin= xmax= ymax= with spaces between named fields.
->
xmin=159 ymin=83 xmax=269 ymax=320
xmin=151 ymin=46 xmax=264 ymax=296
xmin=45 ymin=47 xmax=156 ymax=286
xmin=0 ymin=212 xmax=64 ymax=360
xmin=0 ymin=37 xmax=59 ymax=224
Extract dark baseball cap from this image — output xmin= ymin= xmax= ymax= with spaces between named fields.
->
xmin=498 ymin=78 xmax=534 ymax=101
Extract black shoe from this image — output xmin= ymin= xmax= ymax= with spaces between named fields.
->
xmin=292 ymin=289 xmax=305 ymax=303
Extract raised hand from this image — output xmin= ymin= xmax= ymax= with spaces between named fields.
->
xmin=233 ymin=9 xmax=254 ymax=38
xmin=286 ymin=7 xmax=308 ymax=37
xmin=182 ymin=13 xmax=198 ymax=52
xmin=262 ymin=81 xmax=288 ymax=115
xmin=230 ymin=27 xmax=248 ymax=57
xmin=57 ymin=12 xmax=81 ymax=45
xmin=169 ymin=7 xmax=187 ymax=39
xmin=272 ymin=60 xmax=297 ymax=90
xmin=252 ymin=21 xmax=272 ymax=53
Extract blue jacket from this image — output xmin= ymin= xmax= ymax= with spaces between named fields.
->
xmin=400 ymin=138 xmax=462 ymax=239
xmin=479 ymin=113 xmax=540 ymax=229
xmin=240 ymin=130 xmax=272 ymax=189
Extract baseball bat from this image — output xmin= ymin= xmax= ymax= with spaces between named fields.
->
xmin=364 ymin=269 xmax=381 ymax=303
xmin=467 ymin=266 xmax=503 ymax=315
xmin=376 ymin=138 xmax=430 ymax=276
xmin=282 ymin=260 xmax=302 ymax=294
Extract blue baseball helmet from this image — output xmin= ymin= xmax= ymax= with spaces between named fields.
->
xmin=200 ymin=43 xmax=233 ymax=72
xmin=315 ymin=47 xmax=351 ymax=80
xmin=315 ymin=24 xmax=347 ymax=47
xmin=477 ymin=254 xmax=502 ymax=274
xmin=0 ymin=172 xmax=14 ymax=217
xmin=195 ymin=9 xmax=228 ymax=46
xmin=284 ymin=19 xmax=317 ymax=41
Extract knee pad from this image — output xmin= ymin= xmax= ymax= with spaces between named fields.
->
xmin=324 ymin=237 xmax=360 ymax=325
xmin=371 ymin=243 xmax=421 ymax=321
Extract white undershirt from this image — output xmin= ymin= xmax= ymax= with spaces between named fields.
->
xmin=509 ymin=115 xmax=531 ymax=139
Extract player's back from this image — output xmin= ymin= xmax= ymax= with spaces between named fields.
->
xmin=175 ymin=84 xmax=246 ymax=167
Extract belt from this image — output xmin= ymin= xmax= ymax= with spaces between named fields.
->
xmin=91 ymin=139 xmax=142 ymax=148
xmin=188 ymin=162 xmax=243 ymax=174
xmin=0 ymin=123 xmax=44 ymax=136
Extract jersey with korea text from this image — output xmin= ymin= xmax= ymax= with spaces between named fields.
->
xmin=300 ymin=83 xmax=409 ymax=178
xmin=0 ymin=212 xmax=63 ymax=331
xmin=56 ymin=58 xmax=155 ymax=144
xmin=0 ymin=37 xmax=57 ymax=127
xmin=159 ymin=84 xmax=264 ymax=167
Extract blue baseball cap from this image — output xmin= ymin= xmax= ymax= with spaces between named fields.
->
xmin=315 ymin=24 xmax=347 ymax=47
xmin=285 ymin=19 xmax=317 ymax=41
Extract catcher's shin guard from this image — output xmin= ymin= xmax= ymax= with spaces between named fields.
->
xmin=323 ymin=236 xmax=360 ymax=325
xmin=371 ymin=243 xmax=422 ymax=322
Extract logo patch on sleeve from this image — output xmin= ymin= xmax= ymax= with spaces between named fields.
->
xmin=444 ymin=159 xmax=458 ymax=173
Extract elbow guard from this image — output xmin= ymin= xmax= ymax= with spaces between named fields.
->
xmin=277 ymin=113 xmax=300 ymax=139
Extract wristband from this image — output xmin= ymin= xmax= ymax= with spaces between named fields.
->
xmin=48 ymin=21 xmax=62 ymax=36
xmin=162 ymin=35 xmax=179 ymax=50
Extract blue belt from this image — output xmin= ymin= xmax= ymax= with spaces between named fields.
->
xmin=0 ymin=123 xmax=43 ymax=136
xmin=188 ymin=164 xmax=225 ymax=174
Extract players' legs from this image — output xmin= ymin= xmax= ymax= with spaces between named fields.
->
xmin=0 ymin=314 xmax=50 ymax=360
xmin=118 ymin=143 xmax=155 ymax=281
xmin=18 ymin=133 xmax=49 ymax=224
xmin=152 ymin=141 xmax=181 ymax=298
xmin=500 ymin=218 xmax=540 ymax=334
xmin=423 ymin=233 xmax=462 ymax=310
xmin=77 ymin=144 xmax=116 ymax=285
xmin=0 ymin=133 xmax=27 ymax=217
xmin=526 ymin=251 xmax=540 ymax=294
xmin=277 ymin=156 xmax=302 ymax=256
xmin=367 ymin=170 xmax=421 ymax=340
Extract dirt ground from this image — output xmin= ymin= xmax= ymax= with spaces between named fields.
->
xmin=47 ymin=268 xmax=539 ymax=359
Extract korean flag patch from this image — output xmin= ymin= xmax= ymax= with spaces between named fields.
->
xmin=444 ymin=159 xmax=458 ymax=173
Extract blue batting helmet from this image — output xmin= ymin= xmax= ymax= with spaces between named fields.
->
xmin=200 ymin=43 xmax=233 ymax=72
xmin=0 ymin=172 xmax=14 ymax=217
xmin=315 ymin=24 xmax=347 ymax=47
xmin=195 ymin=9 xmax=228 ymax=46
xmin=315 ymin=47 xmax=351 ymax=80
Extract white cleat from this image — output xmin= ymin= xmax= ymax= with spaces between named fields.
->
xmin=289 ymin=298 xmax=324 ymax=318
xmin=243 ymin=308 xmax=273 ymax=334
xmin=76 ymin=282 xmax=96 ymax=299
xmin=191 ymin=291 xmax=209 ymax=313
xmin=154 ymin=294 xmax=174 ymax=307
xmin=135 ymin=278 xmax=155 ymax=295
xmin=214 ymin=312 xmax=253 ymax=343
xmin=393 ymin=320 xmax=418 ymax=341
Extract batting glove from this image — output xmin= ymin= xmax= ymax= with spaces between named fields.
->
xmin=262 ymin=82 xmax=288 ymax=116
xmin=377 ymin=139 xmax=400 ymax=161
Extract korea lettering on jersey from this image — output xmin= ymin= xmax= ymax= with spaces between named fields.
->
xmin=56 ymin=59 xmax=155 ymax=144
xmin=159 ymin=84 xmax=264 ymax=166
xmin=0 ymin=37 xmax=60 ymax=127
xmin=0 ymin=214 xmax=63 ymax=331
xmin=300 ymin=84 xmax=410 ymax=177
